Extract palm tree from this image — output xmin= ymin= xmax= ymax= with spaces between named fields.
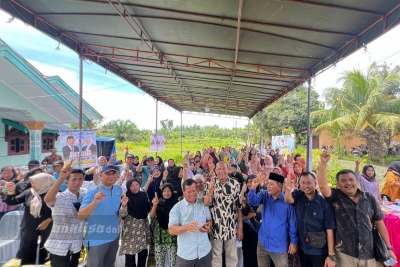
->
xmin=102 ymin=119 xmax=140 ymax=142
xmin=312 ymin=62 xmax=400 ymax=160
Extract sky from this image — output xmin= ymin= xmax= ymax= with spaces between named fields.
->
xmin=0 ymin=10 xmax=399 ymax=130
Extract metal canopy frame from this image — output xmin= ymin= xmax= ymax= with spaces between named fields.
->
xmin=1 ymin=0 xmax=399 ymax=119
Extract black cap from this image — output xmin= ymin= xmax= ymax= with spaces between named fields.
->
xmin=126 ymin=154 xmax=135 ymax=158
xmin=269 ymin=172 xmax=285 ymax=184
xmin=28 ymin=160 xmax=40 ymax=166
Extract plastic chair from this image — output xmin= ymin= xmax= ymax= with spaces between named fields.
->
xmin=0 ymin=210 xmax=23 ymax=262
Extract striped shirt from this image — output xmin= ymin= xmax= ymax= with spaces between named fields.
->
xmin=44 ymin=188 xmax=86 ymax=256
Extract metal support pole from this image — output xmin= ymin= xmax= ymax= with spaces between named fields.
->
xmin=259 ymin=110 xmax=263 ymax=151
xmin=306 ymin=76 xmax=312 ymax=171
xmin=155 ymin=100 xmax=158 ymax=157
xmin=180 ymin=111 xmax=183 ymax=156
xmin=247 ymin=118 xmax=250 ymax=143
xmin=78 ymin=48 xmax=83 ymax=129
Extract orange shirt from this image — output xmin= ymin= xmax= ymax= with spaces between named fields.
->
xmin=381 ymin=171 xmax=400 ymax=201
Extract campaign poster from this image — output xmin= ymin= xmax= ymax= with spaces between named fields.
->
xmin=60 ymin=129 xmax=97 ymax=168
xmin=150 ymin=134 xmax=165 ymax=152
xmin=271 ymin=134 xmax=295 ymax=158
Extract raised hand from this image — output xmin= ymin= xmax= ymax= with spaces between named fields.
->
xmin=240 ymin=195 xmax=246 ymax=206
xmin=121 ymin=192 xmax=129 ymax=207
xmin=125 ymin=146 xmax=129 ymax=152
xmin=355 ymin=159 xmax=360 ymax=165
xmin=163 ymin=169 xmax=168 ymax=180
xmin=284 ymin=178 xmax=293 ymax=192
xmin=148 ymin=175 xmax=154 ymax=184
xmin=111 ymin=153 xmax=117 ymax=159
xmin=142 ymin=154 xmax=147 ymax=162
xmin=152 ymin=192 xmax=159 ymax=206
xmin=320 ymin=152 xmax=331 ymax=164
xmin=94 ymin=185 xmax=106 ymax=204
xmin=251 ymin=177 xmax=260 ymax=190
xmin=186 ymin=221 xmax=199 ymax=232
xmin=207 ymin=181 xmax=216 ymax=194
xmin=241 ymin=182 xmax=247 ymax=194
xmin=60 ymin=159 xmax=73 ymax=179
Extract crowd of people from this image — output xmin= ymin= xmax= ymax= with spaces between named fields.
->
xmin=0 ymin=143 xmax=399 ymax=267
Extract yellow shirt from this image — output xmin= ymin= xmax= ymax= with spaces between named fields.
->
xmin=381 ymin=171 xmax=400 ymax=201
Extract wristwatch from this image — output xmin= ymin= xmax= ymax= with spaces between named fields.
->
xmin=328 ymin=255 xmax=337 ymax=262
xmin=387 ymin=246 xmax=393 ymax=251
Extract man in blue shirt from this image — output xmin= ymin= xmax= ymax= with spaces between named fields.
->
xmin=284 ymin=171 xmax=336 ymax=267
xmin=169 ymin=179 xmax=213 ymax=267
xmin=78 ymin=165 xmax=122 ymax=267
xmin=248 ymin=172 xmax=298 ymax=267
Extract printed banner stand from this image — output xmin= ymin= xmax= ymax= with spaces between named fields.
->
xmin=271 ymin=134 xmax=295 ymax=159
xmin=60 ymin=129 xmax=98 ymax=168
xmin=150 ymin=134 xmax=165 ymax=152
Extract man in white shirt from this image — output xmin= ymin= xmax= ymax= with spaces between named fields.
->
xmin=44 ymin=163 xmax=86 ymax=267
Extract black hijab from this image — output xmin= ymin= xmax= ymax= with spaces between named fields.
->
xmin=388 ymin=161 xmax=400 ymax=174
xmin=166 ymin=159 xmax=176 ymax=179
xmin=125 ymin=179 xmax=151 ymax=219
xmin=156 ymin=183 xmax=178 ymax=230
xmin=361 ymin=164 xmax=376 ymax=182
xmin=167 ymin=166 xmax=183 ymax=198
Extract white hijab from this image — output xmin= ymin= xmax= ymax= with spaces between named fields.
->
xmin=30 ymin=173 xmax=56 ymax=218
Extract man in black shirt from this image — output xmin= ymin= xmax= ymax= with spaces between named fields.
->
xmin=318 ymin=152 xmax=396 ymax=266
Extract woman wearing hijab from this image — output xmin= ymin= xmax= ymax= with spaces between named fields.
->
xmin=240 ymin=174 xmax=262 ymax=267
xmin=120 ymin=178 xmax=151 ymax=267
xmin=381 ymin=160 xmax=400 ymax=201
xmin=269 ymin=150 xmax=279 ymax=166
xmin=4 ymin=173 xmax=55 ymax=264
xmin=155 ymin=156 xmax=166 ymax=174
xmin=150 ymin=183 xmax=178 ymax=267
xmin=85 ymin=156 xmax=108 ymax=185
xmin=247 ymin=154 xmax=261 ymax=176
xmin=292 ymin=161 xmax=304 ymax=189
xmin=272 ymin=166 xmax=284 ymax=176
xmin=354 ymin=159 xmax=381 ymax=202
xmin=285 ymin=154 xmax=295 ymax=178
xmin=15 ymin=167 xmax=43 ymax=195
xmin=163 ymin=166 xmax=183 ymax=199
xmin=0 ymin=166 xmax=24 ymax=219
xmin=144 ymin=166 xmax=163 ymax=203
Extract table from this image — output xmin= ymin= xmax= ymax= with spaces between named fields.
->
xmin=384 ymin=207 xmax=400 ymax=266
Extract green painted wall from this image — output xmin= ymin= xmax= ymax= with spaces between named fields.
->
xmin=0 ymin=120 xmax=61 ymax=167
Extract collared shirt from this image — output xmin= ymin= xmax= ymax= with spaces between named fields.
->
xmin=248 ymin=190 xmax=297 ymax=253
xmin=204 ymin=177 xmax=242 ymax=240
xmin=325 ymin=188 xmax=384 ymax=259
xmin=292 ymin=190 xmax=335 ymax=256
xmin=80 ymin=185 xmax=123 ymax=247
xmin=42 ymin=154 xmax=63 ymax=165
xmin=169 ymin=198 xmax=212 ymax=260
xmin=45 ymin=188 xmax=87 ymax=256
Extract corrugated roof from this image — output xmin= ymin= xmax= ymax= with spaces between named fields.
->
xmin=1 ymin=0 xmax=399 ymax=118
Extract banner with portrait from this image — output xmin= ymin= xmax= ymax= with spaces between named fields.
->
xmin=60 ymin=129 xmax=98 ymax=168
xmin=271 ymin=134 xmax=295 ymax=158
xmin=150 ymin=134 xmax=165 ymax=152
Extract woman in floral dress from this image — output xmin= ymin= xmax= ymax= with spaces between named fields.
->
xmin=150 ymin=183 xmax=178 ymax=267
xmin=119 ymin=178 xmax=151 ymax=267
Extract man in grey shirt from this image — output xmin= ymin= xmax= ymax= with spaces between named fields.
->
xmin=169 ymin=179 xmax=213 ymax=267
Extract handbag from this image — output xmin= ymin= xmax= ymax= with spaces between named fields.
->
xmin=372 ymin=225 xmax=389 ymax=262
xmin=303 ymin=203 xmax=326 ymax=249
xmin=367 ymin=194 xmax=389 ymax=263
